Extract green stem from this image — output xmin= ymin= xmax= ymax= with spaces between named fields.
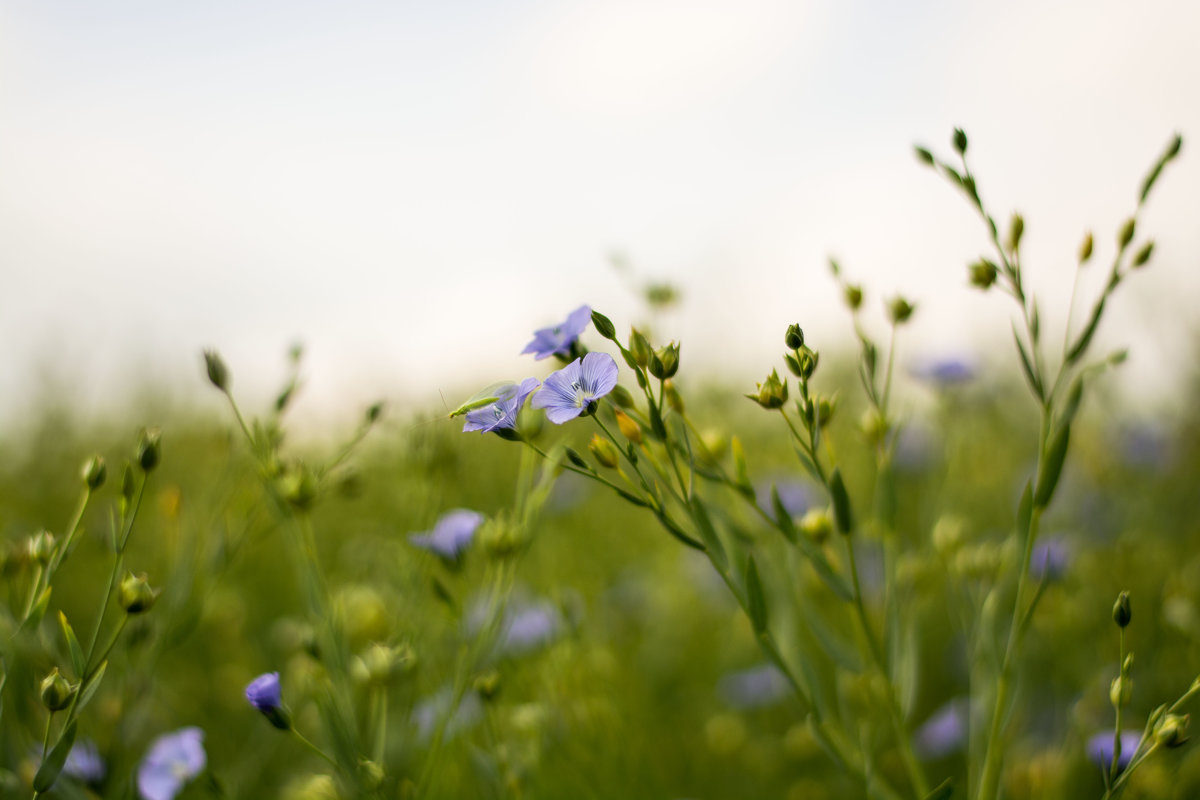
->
xmin=292 ymin=728 xmax=340 ymax=768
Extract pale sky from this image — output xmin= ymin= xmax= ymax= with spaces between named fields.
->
xmin=2 ymin=0 xmax=1198 ymax=428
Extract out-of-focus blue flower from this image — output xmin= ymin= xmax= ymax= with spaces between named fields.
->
xmin=410 ymin=509 xmax=485 ymax=562
xmin=1119 ymin=424 xmax=1172 ymax=471
xmin=521 ymin=305 xmax=592 ymax=360
xmin=462 ymin=378 xmax=540 ymax=434
xmin=911 ymin=357 xmax=976 ymax=386
xmin=914 ymin=699 xmax=969 ymax=759
xmin=412 ymin=688 xmax=483 ymax=743
xmin=63 ymin=739 xmax=105 ymax=784
xmin=501 ymin=601 xmax=564 ymax=656
xmin=245 ymin=672 xmax=281 ymax=712
xmin=1029 ymin=538 xmax=1070 ymax=580
xmin=894 ymin=424 xmax=938 ymax=472
xmin=137 ymin=727 xmax=206 ymax=800
xmin=531 ymin=352 xmax=619 ymax=424
xmin=718 ymin=664 xmax=789 ymax=710
xmin=1087 ymin=730 xmax=1141 ymax=772
xmin=755 ymin=478 xmax=814 ymax=522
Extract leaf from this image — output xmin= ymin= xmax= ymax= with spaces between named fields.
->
xmin=792 ymin=534 xmax=854 ymax=602
xmin=792 ymin=445 xmax=820 ymax=482
xmin=829 ymin=469 xmax=853 ymax=535
xmin=690 ymin=499 xmax=727 ymax=572
xmin=19 ymin=586 xmax=53 ymax=633
xmin=1034 ymin=423 xmax=1071 ymax=508
xmin=59 ymin=611 xmax=86 ymax=678
xmin=1012 ymin=323 xmax=1043 ymax=401
xmin=744 ymin=556 xmax=768 ymax=633
xmin=77 ymin=660 xmax=107 ymax=712
xmin=1016 ymin=480 xmax=1033 ymax=540
xmin=648 ymin=404 xmax=667 ymax=441
xmin=1058 ymin=375 xmax=1085 ymax=430
xmin=33 ymin=719 xmax=77 ymax=792
xmin=804 ymin=603 xmax=860 ymax=672
xmin=770 ymin=487 xmax=798 ymax=544
xmin=1066 ymin=296 xmax=1106 ymax=366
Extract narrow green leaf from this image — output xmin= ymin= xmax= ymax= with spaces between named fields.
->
xmin=690 ymin=499 xmax=727 ymax=572
xmin=58 ymin=611 xmax=85 ymax=678
xmin=829 ymin=469 xmax=853 ymax=535
xmin=923 ymin=778 xmax=955 ymax=800
xmin=1017 ymin=480 xmax=1033 ymax=540
xmin=744 ymin=556 xmax=768 ymax=633
xmin=1034 ymin=423 xmax=1071 ymax=507
xmin=1066 ymin=296 xmax=1106 ymax=366
xmin=33 ymin=720 xmax=77 ymax=792
xmin=76 ymin=660 xmax=107 ymax=712
xmin=649 ymin=404 xmax=667 ymax=441
xmin=1012 ymin=324 xmax=1043 ymax=401
xmin=770 ymin=487 xmax=798 ymax=544
xmin=19 ymin=586 xmax=53 ymax=633
xmin=793 ymin=534 xmax=854 ymax=602
xmin=805 ymin=604 xmax=860 ymax=671
xmin=792 ymin=445 xmax=820 ymax=482
xmin=621 ymin=349 xmax=641 ymax=372
xmin=1059 ymin=375 xmax=1085 ymax=430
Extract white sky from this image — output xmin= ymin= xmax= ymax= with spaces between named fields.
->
xmin=2 ymin=0 xmax=1198 ymax=428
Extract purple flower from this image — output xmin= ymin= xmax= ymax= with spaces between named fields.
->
xmin=914 ymin=699 xmax=969 ymax=759
xmin=410 ymin=509 xmax=484 ymax=562
xmin=531 ymin=352 xmax=619 ymax=424
xmin=63 ymin=739 xmax=105 ymax=784
xmin=137 ymin=727 xmax=206 ymax=800
xmin=1087 ymin=730 xmax=1141 ymax=772
xmin=718 ymin=664 xmax=789 ymax=710
xmin=462 ymin=378 xmax=540 ymax=434
xmin=911 ymin=356 xmax=976 ymax=386
xmin=245 ymin=672 xmax=282 ymax=712
xmin=501 ymin=601 xmax=563 ymax=656
xmin=1029 ymin=538 xmax=1070 ymax=581
xmin=755 ymin=478 xmax=814 ymax=522
xmin=521 ymin=305 xmax=592 ymax=360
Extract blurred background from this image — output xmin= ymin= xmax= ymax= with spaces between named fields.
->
xmin=2 ymin=0 xmax=1198 ymax=425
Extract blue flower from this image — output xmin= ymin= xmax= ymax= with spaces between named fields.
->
xmin=531 ymin=352 xmax=619 ymax=424
xmin=1029 ymin=538 xmax=1070 ymax=580
xmin=245 ymin=672 xmax=281 ymax=712
xmin=500 ymin=601 xmax=563 ymax=656
xmin=1087 ymin=729 xmax=1141 ymax=773
xmin=718 ymin=664 xmax=789 ymax=710
xmin=462 ymin=378 xmax=540 ymax=434
xmin=521 ymin=305 xmax=592 ymax=360
xmin=410 ymin=509 xmax=485 ymax=562
xmin=911 ymin=356 xmax=976 ymax=386
xmin=914 ymin=699 xmax=969 ymax=759
xmin=137 ymin=727 xmax=206 ymax=800
xmin=63 ymin=739 xmax=105 ymax=784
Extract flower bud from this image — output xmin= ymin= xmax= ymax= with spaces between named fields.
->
xmin=785 ymin=324 xmax=805 ymax=351
xmin=279 ymin=464 xmax=318 ymax=511
xmin=844 ymin=285 xmax=863 ymax=311
xmin=746 ymin=370 xmax=788 ymax=409
xmin=245 ymin=671 xmax=291 ymax=730
xmin=82 ymin=455 xmax=107 ymax=490
xmin=614 ymin=409 xmax=643 ymax=445
xmin=28 ymin=530 xmax=56 ymax=565
xmin=203 ymin=349 xmax=230 ymax=392
xmin=914 ymin=146 xmax=935 ymax=166
xmin=352 ymin=643 xmax=416 ymax=688
xmin=1155 ymin=713 xmax=1190 ymax=749
xmin=590 ymin=311 xmax=617 ymax=341
xmin=1117 ymin=218 xmax=1136 ymax=249
xmin=887 ymin=297 xmax=916 ymax=325
xmin=797 ymin=348 xmax=819 ymax=380
xmin=40 ymin=668 xmax=76 ymax=711
xmin=798 ymin=508 xmax=833 ymax=544
xmin=1007 ymin=213 xmax=1025 ymax=253
xmin=1113 ymin=591 xmax=1132 ymax=628
xmin=664 ymin=379 xmax=684 ymax=413
xmin=1110 ymin=675 xmax=1132 ymax=709
xmin=1132 ymin=241 xmax=1154 ymax=268
xmin=135 ymin=428 xmax=162 ymax=473
xmin=1079 ymin=232 xmax=1094 ymax=264
xmin=699 ymin=430 xmax=728 ymax=464
xmin=969 ymin=259 xmax=998 ymax=290
xmin=814 ymin=396 xmax=836 ymax=429
xmin=588 ymin=435 xmax=620 ymax=469
xmin=629 ymin=329 xmax=652 ymax=368
xmin=609 ymin=385 xmax=635 ymax=409
xmin=120 ymin=462 xmax=136 ymax=507
xmin=649 ymin=343 xmax=680 ymax=380
xmin=952 ymin=128 xmax=968 ymax=155
xmin=365 ymin=402 xmax=384 ymax=424
xmin=119 ymin=572 xmax=159 ymax=614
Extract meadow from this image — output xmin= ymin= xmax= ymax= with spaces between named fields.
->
xmin=1 ymin=131 xmax=1198 ymax=800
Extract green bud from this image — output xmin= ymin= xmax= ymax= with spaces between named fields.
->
xmin=746 ymin=369 xmax=788 ymax=409
xmin=588 ymin=434 xmax=620 ymax=469
xmin=798 ymin=348 xmax=819 ymax=380
xmin=952 ymin=128 xmax=968 ymax=155
xmin=28 ymin=530 xmax=56 ymax=565
xmin=82 ymin=455 xmax=107 ymax=490
xmin=969 ymin=259 xmax=999 ymax=290
xmin=1132 ymin=240 xmax=1154 ymax=268
xmin=119 ymin=572 xmax=159 ymax=614
xmin=590 ymin=311 xmax=617 ymax=340
xmin=914 ymin=146 xmax=935 ymax=166
xmin=1113 ymin=591 xmax=1132 ymax=628
xmin=887 ymin=297 xmax=916 ymax=325
xmin=699 ymin=429 xmax=728 ymax=464
xmin=135 ymin=428 xmax=162 ymax=473
xmin=1079 ymin=232 xmax=1094 ymax=264
xmin=120 ymin=462 xmax=136 ymax=507
xmin=352 ymin=643 xmax=416 ymax=687
xmin=481 ymin=517 xmax=529 ymax=559
xmin=609 ymin=385 xmax=635 ymax=409
xmin=649 ymin=343 xmax=680 ymax=380
xmin=1110 ymin=675 xmax=1132 ymax=708
xmin=814 ymin=396 xmax=836 ymax=428
xmin=844 ymin=284 xmax=863 ymax=311
xmin=279 ymin=464 xmax=318 ymax=511
xmin=358 ymin=760 xmax=384 ymax=790
xmin=664 ymin=379 xmax=684 ymax=413
xmin=474 ymin=669 xmax=502 ymax=701
xmin=860 ymin=408 xmax=889 ymax=447
xmin=203 ymin=349 xmax=230 ymax=392
xmin=798 ymin=508 xmax=833 ymax=544
xmin=614 ymin=409 xmax=643 ymax=445
xmin=365 ymin=401 xmax=384 ymax=424
xmin=40 ymin=668 xmax=76 ymax=711
xmin=785 ymin=324 xmax=805 ymax=350
xmin=565 ymin=448 xmax=589 ymax=470
xmin=629 ymin=329 xmax=652 ymax=368
xmin=1007 ymin=213 xmax=1025 ymax=254
xmin=1155 ymin=713 xmax=1190 ymax=749
xmin=1117 ymin=218 xmax=1136 ymax=249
